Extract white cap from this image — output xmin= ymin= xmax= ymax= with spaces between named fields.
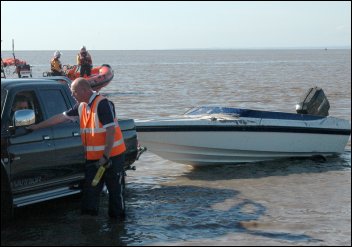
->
xmin=54 ymin=50 xmax=62 ymax=58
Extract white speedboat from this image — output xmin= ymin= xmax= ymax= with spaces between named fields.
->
xmin=135 ymin=88 xmax=351 ymax=166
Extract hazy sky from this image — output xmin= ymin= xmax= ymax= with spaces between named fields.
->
xmin=1 ymin=1 xmax=351 ymax=50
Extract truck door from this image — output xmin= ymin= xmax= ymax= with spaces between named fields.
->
xmin=7 ymin=90 xmax=56 ymax=193
xmin=38 ymin=88 xmax=85 ymax=183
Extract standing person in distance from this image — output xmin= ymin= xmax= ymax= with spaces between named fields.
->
xmin=27 ymin=78 xmax=127 ymax=220
xmin=77 ymin=46 xmax=93 ymax=77
xmin=50 ymin=50 xmax=64 ymax=76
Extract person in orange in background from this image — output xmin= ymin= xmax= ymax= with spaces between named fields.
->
xmin=77 ymin=46 xmax=93 ymax=77
xmin=50 ymin=50 xmax=64 ymax=76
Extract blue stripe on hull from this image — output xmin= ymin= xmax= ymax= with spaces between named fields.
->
xmin=136 ymin=125 xmax=351 ymax=136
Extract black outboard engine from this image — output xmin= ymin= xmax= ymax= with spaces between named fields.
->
xmin=296 ymin=87 xmax=330 ymax=116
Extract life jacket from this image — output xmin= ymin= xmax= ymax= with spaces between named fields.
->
xmin=77 ymin=52 xmax=92 ymax=66
xmin=50 ymin=58 xmax=62 ymax=73
xmin=78 ymin=95 xmax=126 ymax=160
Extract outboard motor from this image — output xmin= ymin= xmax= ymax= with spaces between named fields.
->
xmin=296 ymin=86 xmax=330 ymax=116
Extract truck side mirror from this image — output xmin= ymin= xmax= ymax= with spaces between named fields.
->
xmin=13 ymin=109 xmax=36 ymax=127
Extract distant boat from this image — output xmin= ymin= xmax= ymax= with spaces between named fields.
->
xmin=2 ymin=57 xmax=27 ymax=66
xmin=1 ymin=39 xmax=32 ymax=78
xmin=43 ymin=64 xmax=114 ymax=91
xmin=65 ymin=64 xmax=114 ymax=91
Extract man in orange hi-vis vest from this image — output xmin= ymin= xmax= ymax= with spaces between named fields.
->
xmin=27 ymin=78 xmax=126 ymax=220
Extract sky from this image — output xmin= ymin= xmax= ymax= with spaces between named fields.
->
xmin=1 ymin=1 xmax=351 ymax=50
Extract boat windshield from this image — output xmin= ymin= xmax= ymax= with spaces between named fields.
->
xmin=184 ymin=106 xmax=243 ymax=116
xmin=184 ymin=106 xmax=326 ymax=121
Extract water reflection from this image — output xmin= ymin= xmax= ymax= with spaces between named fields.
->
xmin=186 ymin=151 xmax=351 ymax=181
xmin=79 ymin=218 xmax=127 ymax=246
xmin=123 ymin=185 xmax=319 ymax=245
xmin=2 ymin=184 xmax=322 ymax=246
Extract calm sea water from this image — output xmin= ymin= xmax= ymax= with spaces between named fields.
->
xmin=1 ymin=49 xmax=351 ymax=246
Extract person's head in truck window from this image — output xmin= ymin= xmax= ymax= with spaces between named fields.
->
xmin=12 ymin=95 xmax=29 ymax=113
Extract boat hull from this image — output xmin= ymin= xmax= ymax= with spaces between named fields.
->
xmin=136 ymin=110 xmax=351 ymax=166
xmin=136 ymin=129 xmax=350 ymax=166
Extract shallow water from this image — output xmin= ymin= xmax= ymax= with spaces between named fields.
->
xmin=1 ymin=49 xmax=351 ymax=246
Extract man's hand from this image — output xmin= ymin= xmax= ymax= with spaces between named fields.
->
xmin=98 ymin=156 xmax=106 ymax=166
xmin=26 ymin=124 xmax=39 ymax=131
xmin=98 ymin=156 xmax=111 ymax=168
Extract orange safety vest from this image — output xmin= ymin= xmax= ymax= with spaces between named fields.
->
xmin=77 ymin=52 xmax=92 ymax=66
xmin=50 ymin=58 xmax=62 ymax=73
xmin=78 ymin=95 xmax=126 ymax=160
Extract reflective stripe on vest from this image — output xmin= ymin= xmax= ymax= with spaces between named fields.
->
xmin=85 ymin=138 xmax=124 ymax=151
xmin=78 ymin=95 xmax=126 ymax=160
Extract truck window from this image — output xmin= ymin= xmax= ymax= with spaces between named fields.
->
xmin=7 ymin=90 xmax=44 ymax=127
xmin=40 ymin=89 xmax=70 ymax=118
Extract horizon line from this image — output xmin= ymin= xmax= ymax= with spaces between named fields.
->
xmin=2 ymin=46 xmax=351 ymax=52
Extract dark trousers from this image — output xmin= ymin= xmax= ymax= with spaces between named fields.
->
xmin=80 ymin=64 xmax=92 ymax=77
xmin=81 ymin=154 xmax=125 ymax=218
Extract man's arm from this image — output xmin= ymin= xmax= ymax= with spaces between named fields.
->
xmin=88 ymin=53 xmax=93 ymax=65
xmin=27 ymin=113 xmax=68 ymax=131
xmin=104 ymin=126 xmax=116 ymax=158
xmin=97 ymin=99 xmax=116 ymax=165
xmin=97 ymin=125 xmax=115 ymax=167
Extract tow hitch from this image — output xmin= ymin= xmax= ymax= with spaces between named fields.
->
xmin=125 ymin=145 xmax=147 ymax=171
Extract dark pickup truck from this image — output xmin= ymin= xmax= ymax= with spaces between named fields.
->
xmin=1 ymin=78 xmax=140 ymax=221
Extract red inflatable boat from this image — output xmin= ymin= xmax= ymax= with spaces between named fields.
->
xmin=2 ymin=58 xmax=28 ymax=66
xmin=64 ymin=64 xmax=114 ymax=91
xmin=43 ymin=64 xmax=114 ymax=91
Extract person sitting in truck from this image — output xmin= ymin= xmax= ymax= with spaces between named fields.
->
xmin=50 ymin=51 xmax=64 ymax=76
xmin=12 ymin=95 xmax=29 ymax=112
xmin=9 ymin=95 xmax=30 ymax=125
